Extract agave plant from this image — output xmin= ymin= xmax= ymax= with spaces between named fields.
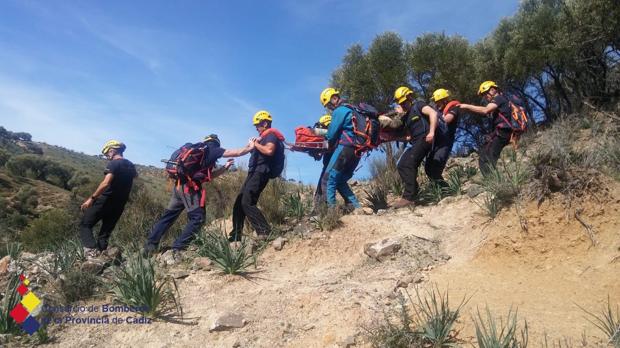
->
xmin=112 ymin=252 xmax=181 ymax=318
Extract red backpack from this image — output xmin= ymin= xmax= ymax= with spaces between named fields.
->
xmin=163 ymin=142 xmax=217 ymax=207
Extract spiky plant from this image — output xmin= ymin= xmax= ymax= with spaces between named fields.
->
xmin=194 ymin=229 xmax=257 ymax=274
xmin=473 ymin=306 xmax=528 ymax=348
xmin=112 ymin=252 xmax=181 ymax=318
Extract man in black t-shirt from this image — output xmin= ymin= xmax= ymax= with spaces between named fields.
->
xmin=144 ymin=135 xmax=253 ymax=256
xmin=426 ymin=88 xmax=462 ymax=185
xmin=391 ymin=86 xmax=439 ymax=209
xmin=229 ymin=110 xmax=285 ymax=242
xmin=80 ymin=140 xmax=137 ymax=257
xmin=459 ymin=81 xmax=513 ymax=175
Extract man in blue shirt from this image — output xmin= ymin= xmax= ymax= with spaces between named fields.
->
xmin=319 ymin=88 xmax=362 ymax=211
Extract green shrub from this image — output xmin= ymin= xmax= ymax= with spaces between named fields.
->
xmin=311 ymin=203 xmax=343 ymax=231
xmin=0 ymin=273 xmax=21 ymax=334
xmin=5 ymin=154 xmax=73 ymax=189
xmin=193 ymin=228 xmax=257 ymax=274
xmin=37 ymin=239 xmax=84 ymax=278
xmin=367 ymin=286 xmax=467 ymax=348
xmin=21 ymin=209 xmax=77 ymax=252
xmin=0 ymin=148 xmax=10 ymax=166
xmin=419 ymin=181 xmax=446 ymax=205
xmin=364 ymin=183 xmax=388 ymax=212
xmin=112 ymin=252 xmax=181 ymax=318
xmin=61 ymin=269 xmax=101 ymax=302
xmin=370 ymin=150 xmax=404 ymax=196
xmin=13 ymin=185 xmax=38 ymax=215
xmin=473 ymin=306 xmax=528 ymax=348
xmin=205 ymin=170 xmax=246 ymax=220
xmin=481 ymin=150 xmax=529 ymax=213
xmin=579 ymin=296 xmax=620 ymax=347
xmin=408 ymin=287 xmax=468 ymax=346
xmin=283 ymin=189 xmax=307 ymax=222
xmin=113 ymin=184 xmax=165 ymax=251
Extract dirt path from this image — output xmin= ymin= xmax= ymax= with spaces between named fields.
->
xmin=48 ymin=193 xmax=620 ymax=347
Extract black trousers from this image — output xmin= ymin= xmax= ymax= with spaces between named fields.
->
xmin=231 ymin=171 xmax=271 ymax=237
xmin=425 ymin=138 xmax=453 ymax=185
xmin=397 ymin=137 xmax=433 ymax=201
xmin=79 ymin=196 xmax=127 ymax=250
xmin=479 ymin=129 xmax=511 ymax=176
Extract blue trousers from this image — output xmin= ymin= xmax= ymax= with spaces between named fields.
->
xmin=146 ymin=184 xmax=205 ymax=250
xmin=324 ymin=145 xmax=360 ymax=208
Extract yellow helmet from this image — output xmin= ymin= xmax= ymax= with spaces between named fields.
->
xmin=318 ymin=114 xmax=332 ymax=127
xmin=320 ymin=87 xmax=340 ymax=106
xmin=432 ymin=88 xmax=451 ymax=102
xmin=252 ymin=110 xmax=273 ymax=125
xmin=394 ymin=86 xmax=414 ymax=104
xmin=101 ymin=140 xmax=126 ymax=155
xmin=478 ymin=80 xmax=498 ymax=95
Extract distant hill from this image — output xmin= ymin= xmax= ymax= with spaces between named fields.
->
xmin=0 ymin=126 xmax=169 ymax=250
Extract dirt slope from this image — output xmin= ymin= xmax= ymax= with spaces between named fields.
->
xmin=49 ymin=184 xmax=620 ymax=347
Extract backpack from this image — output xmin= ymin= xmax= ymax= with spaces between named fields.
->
xmin=497 ymin=93 xmax=530 ymax=134
xmin=164 ymin=142 xmax=217 ymax=185
xmin=342 ymin=103 xmax=381 ymax=157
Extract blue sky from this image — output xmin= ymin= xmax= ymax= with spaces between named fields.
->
xmin=0 ymin=0 xmax=519 ymax=183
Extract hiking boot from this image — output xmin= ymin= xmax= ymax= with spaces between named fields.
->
xmin=392 ymin=198 xmax=415 ymax=209
xmin=228 ymin=231 xmax=242 ymax=243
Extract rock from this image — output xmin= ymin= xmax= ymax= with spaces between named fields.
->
xmin=364 ymin=238 xmax=401 ymax=260
xmin=272 ymin=237 xmax=288 ymax=251
xmin=104 ymin=247 xmax=121 ymax=261
xmin=340 ymin=335 xmax=356 ymax=347
xmin=376 ymin=209 xmax=388 ymax=216
xmin=20 ymin=252 xmax=37 ymax=261
xmin=191 ymin=257 xmax=212 ymax=271
xmin=351 ymin=180 xmax=359 ymax=186
xmin=467 ymin=184 xmax=485 ymax=198
xmin=80 ymin=261 xmax=104 ymax=275
xmin=160 ymin=250 xmax=180 ymax=266
xmin=209 ymin=312 xmax=247 ymax=332
xmin=396 ymin=276 xmax=414 ymax=289
xmin=0 ymin=256 xmax=11 ymax=275
xmin=293 ymin=223 xmax=312 ymax=236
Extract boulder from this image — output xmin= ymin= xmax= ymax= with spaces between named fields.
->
xmin=364 ymin=238 xmax=401 ymax=260
xmin=191 ymin=257 xmax=212 ymax=271
xmin=272 ymin=237 xmax=288 ymax=251
xmin=209 ymin=312 xmax=247 ymax=332
xmin=0 ymin=256 xmax=11 ymax=275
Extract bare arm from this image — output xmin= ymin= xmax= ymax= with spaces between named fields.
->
xmin=222 ymin=145 xmax=252 ymax=158
xmin=254 ymin=141 xmax=276 ymax=156
xmin=211 ymin=159 xmax=234 ymax=179
xmin=422 ymin=105 xmax=438 ymax=143
xmin=92 ymin=173 xmax=113 ymax=198
xmin=460 ymin=103 xmax=498 ymax=115
xmin=81 ymin=173 xmax=113 ymax=210
xmin=443 ymin=111 xmax=456 ymax=124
